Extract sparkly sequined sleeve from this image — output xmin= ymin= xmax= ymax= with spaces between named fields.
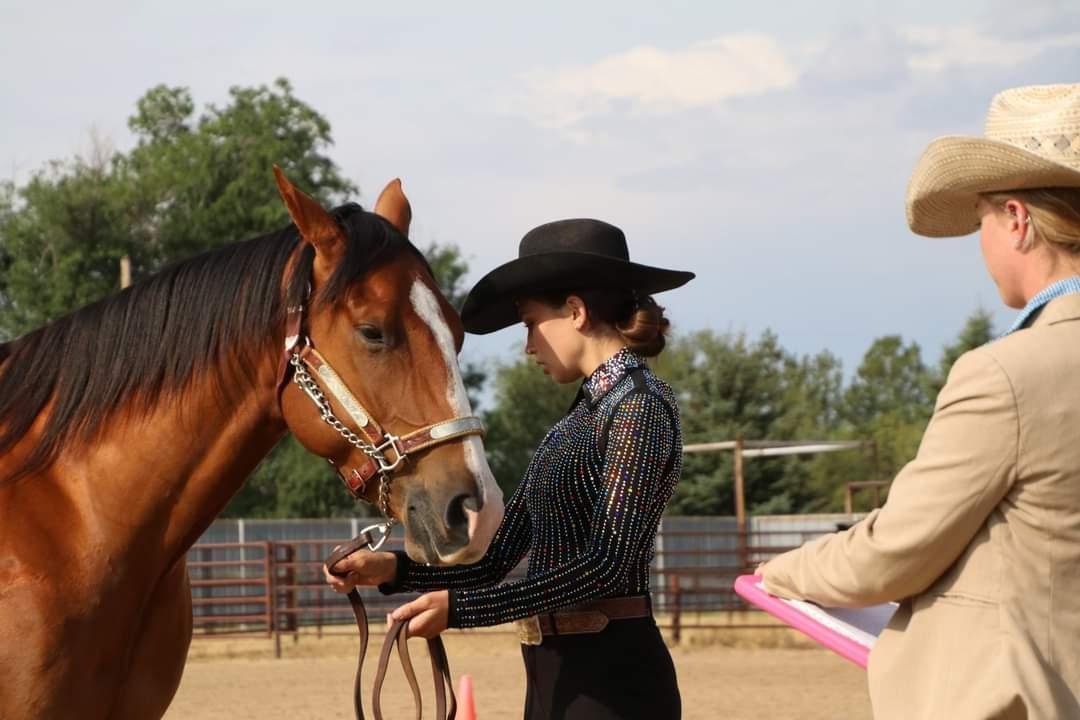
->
xmin=387 ymin=478 xmax=532 ymax=592
xmin=448 ymin=391 xmax=676 ymax=628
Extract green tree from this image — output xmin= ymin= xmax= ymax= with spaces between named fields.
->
xmin=821 ymin=336 xmax=933 ymax=510
xmin=757 ymin=349 xmax=847 ymax=514
xmin=928 ymin=308 xmax=995 ymax=396
xmin=0 ymin=181 xmax=18 ymax=339
xmin=122 ymin=79 xmax=357 ymax=272
xmin=653 ymin=330 xmax=842 ymax=516
xmin=0 ymin=153 xmax=133 ymax=337
xmin=0 ymin=79 xmax=356 ymax=337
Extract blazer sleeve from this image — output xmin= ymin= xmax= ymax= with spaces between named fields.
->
xmin=760 ymin=349 xmax=1019 ymax=607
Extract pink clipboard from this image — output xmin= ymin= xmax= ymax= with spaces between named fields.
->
xmin=733 ymin=575 xmax=897 ymax=669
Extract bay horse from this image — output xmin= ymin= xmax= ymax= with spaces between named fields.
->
xmin=0 ymin=168 xmax=503 ymax=719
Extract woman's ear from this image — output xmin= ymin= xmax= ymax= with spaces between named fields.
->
xmin=565 ymin=295 xmax=588 ymax=331
xmin=1003 ymin=198 xmax=1034 ymax=252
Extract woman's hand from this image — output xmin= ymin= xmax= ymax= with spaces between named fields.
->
xmin=390 ymin=591 xmax=449 ymax=639
xmin=323 ymin=550 xmax=397 ymax=593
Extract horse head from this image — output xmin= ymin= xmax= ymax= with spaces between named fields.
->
xmin=274 ymin=168 xmax=503 ymax=564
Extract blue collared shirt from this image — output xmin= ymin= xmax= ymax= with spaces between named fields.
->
xmin=1005 ymin=276 xmax=1080 ymax=335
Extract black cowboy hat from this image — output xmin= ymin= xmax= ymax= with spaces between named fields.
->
xmin=461 ymin=218 xmax=695 ymax=334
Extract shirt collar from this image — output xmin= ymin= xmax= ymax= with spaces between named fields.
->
xmin=581 ymin=347 xmax=645 ymax=404
xmin=1004 ymin=276 xmax=1080 ymax=335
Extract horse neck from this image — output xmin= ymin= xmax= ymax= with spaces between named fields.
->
xmin=52 ymin=351 xmax=286 ymax=573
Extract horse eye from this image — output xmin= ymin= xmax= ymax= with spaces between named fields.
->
xmin=357 ymin=324 xmax=385 ymax=344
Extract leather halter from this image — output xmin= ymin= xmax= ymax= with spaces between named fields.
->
xmin=276 ymin=287 xmax=485 ymax=525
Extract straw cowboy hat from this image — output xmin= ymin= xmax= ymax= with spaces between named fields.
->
xmin=907 ymin=83 xmax=1080 ymax=237
xmin=461 ymin=218 xmax=695 ymax=334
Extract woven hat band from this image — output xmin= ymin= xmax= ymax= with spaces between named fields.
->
xmin=986 ymin=84 xmax=1080 ymax=170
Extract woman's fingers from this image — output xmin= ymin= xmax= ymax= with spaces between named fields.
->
xmin=391 ymin=595 xmax=428 ymax=623
xmin=323 ymin=551 xmax=394 ymax=592
xmin=389 ymin=591 xmax=449 ymax=638
xmin=322 ymin=562 xmax=357 ymax=593
xmin=405 ymin=608 xmax=442 ymax=639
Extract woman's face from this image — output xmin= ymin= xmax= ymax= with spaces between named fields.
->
xmin=517 ymin=298 xmax=584 ymax=384
xmin=977 ymin=199 xmax=1027 ymax=309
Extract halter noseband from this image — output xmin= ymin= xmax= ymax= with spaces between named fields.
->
xmin=277 ymin=288 xmax=485 ymax=545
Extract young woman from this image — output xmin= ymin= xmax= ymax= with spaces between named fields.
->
xmin=759 ymin=84 xmax=1080 ymax=719
xmin=325 ymin=218 xmax=694 ymax=719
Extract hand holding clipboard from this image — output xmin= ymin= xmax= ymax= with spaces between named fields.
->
xmin=733 ymin=575 xmax=898 ymax=668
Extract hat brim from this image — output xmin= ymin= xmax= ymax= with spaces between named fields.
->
xmin=906 ymin=135 xmax=1080 ymax=238
xmin=461 ymin=252 xmax=695 ymax=335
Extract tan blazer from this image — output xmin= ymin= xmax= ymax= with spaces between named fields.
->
xmin=761 ymin=294 xmax=1080 ymax=720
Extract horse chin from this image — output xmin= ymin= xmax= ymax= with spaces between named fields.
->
xmin=401 ymin=509 xmax=466 ymax=566
xmin=401 ymin=482 xmax=504 ymax=566
xmin=401 ymin=523 xmax=475 ymax=566
xmin=435 ymin=474 xmax=505 ymax=565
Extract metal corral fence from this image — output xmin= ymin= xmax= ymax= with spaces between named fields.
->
xmin=187 ymin=514 xmax=864 ymax=654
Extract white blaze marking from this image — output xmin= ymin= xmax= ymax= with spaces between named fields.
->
xmin=409 ymin=282 xmax=471 ymax=416
xmin=408 ymin=280 xmax=505 ymax=552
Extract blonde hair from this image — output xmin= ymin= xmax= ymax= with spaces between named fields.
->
xmin=981 ymin=188 xmax=1080 ymax=259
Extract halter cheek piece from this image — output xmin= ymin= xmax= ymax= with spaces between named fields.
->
xmin=276 ymin=287 xmax=485 ymax=548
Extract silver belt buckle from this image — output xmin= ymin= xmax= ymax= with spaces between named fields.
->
xmin=516 ymin=615 xmax=542 ymax=646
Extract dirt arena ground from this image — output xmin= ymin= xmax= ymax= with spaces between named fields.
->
xmin=165 ymin=626 xmax=872 ymax=720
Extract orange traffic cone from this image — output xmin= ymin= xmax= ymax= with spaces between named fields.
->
xmin=457 ymin=674 xmax=477 ymax=720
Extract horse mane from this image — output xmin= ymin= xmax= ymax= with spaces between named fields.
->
xmin=0 ymin=203 xmax=427 ymax=482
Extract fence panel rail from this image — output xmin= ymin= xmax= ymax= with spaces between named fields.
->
xmin=186 ymin=516 xmax=862 ymax=653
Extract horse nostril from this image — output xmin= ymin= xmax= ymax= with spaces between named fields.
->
xmin=462 ymin=493 xmax=481 ymax=513
xmin=445 ymin=493 xmax=471 ymax=530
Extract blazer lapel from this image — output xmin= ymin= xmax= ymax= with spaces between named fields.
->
xmin=1030 ymin=293 xmax=1080 ymax=329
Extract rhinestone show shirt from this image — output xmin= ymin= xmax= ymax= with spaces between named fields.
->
xmin=381 ymin=347 xmax=683 ymax=628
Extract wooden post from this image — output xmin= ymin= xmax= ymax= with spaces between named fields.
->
xmin=669 ymin=575 xmax=682 ymax=644
xmin=120 ymin=256 xmax=132 ymax=289
xmin=734 ymin=437 xmax=747 ymax=571
xmin=844 ymin=484 xmax=854 ymax=514
xmin=268 ymin=542 xmax=281 ymax=659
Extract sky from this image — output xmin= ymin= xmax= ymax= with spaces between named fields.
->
xmin=3 ymin=1 xmax=1080 ymax=393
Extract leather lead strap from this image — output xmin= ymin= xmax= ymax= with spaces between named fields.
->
xmin=327 ymin=539 xmax=457 ymax=720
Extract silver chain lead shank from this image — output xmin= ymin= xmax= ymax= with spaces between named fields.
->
xmin=290 ymin=354 xmax=398 ymax=527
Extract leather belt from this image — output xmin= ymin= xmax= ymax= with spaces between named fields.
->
xmin=517 ymin=595 xmax=651 ymax=645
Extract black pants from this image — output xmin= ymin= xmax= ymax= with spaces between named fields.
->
xmin=521 ymin=616 xmax=681 ymax=719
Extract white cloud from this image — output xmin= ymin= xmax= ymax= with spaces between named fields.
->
xmin=505 ymin=33 xmax=799 ymax=130
xmin=902 ymin=26 xmax=1080 ymax=72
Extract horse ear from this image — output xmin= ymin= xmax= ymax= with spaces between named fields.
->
xmin=374 ymin=178 xmax=412 ymax=237
xmin=273 ymin=165 xmax=345 ymax=263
